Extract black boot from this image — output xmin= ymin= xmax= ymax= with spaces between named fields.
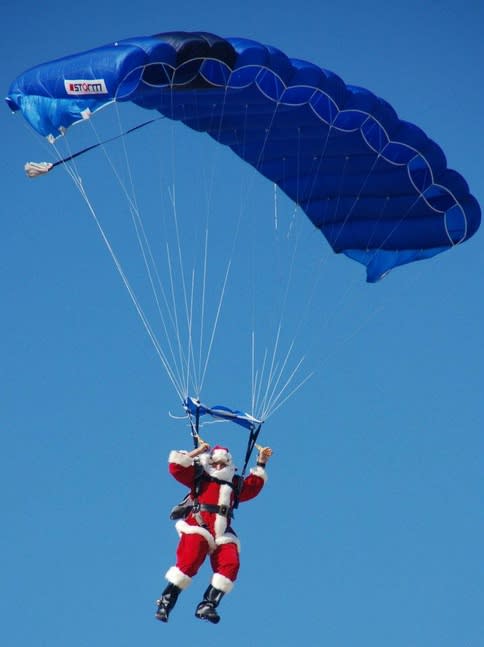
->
xmin=195 ymin=585 xmax=225 ymax=624
xmin=155 ymin=583 xmax=181 ymax=622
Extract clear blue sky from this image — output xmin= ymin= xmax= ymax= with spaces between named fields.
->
xmin=2 ymin=2 xmax=483 ymax=646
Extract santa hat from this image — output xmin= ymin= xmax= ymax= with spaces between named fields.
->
xmin=209 ymin=445 xmax=232 ymax=465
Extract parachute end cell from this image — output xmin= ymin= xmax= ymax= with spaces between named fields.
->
xmin=24 ymin=161 xmax=54 ymax=178
xmin=343 ymin=247 xmax=451 ymax=282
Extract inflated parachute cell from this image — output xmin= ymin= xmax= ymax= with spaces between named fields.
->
xmin=6 ymin=31 xmax=480 ymax=281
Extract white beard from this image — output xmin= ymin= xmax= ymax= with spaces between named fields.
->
xmin=204 ymin=462 xmax=236 ymax=482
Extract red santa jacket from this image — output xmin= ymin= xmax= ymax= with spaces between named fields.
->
xmin=168 ymin=450 xmax=267 ymax=552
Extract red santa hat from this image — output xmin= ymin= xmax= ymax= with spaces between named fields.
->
xmin=209 ymin=445 xmax=232 ymax=465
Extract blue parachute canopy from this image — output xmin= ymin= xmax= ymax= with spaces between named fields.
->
xmin=6 ymin=31 xmax=480 ymax=281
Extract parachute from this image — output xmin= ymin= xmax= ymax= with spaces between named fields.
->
xmin=6 ymin=31 xmax=481 ymax=450
xmin=6 ymin=30 xmax=480 ymax=283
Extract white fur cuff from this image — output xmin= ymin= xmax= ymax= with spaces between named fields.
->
xmin=165 ymin=566 xmax=192 ymax=590
xmin=168 ymin=450 xmax=193 ymax=467
xmin=212 ymin=573 xmax=234 ymax=593
xmin=250 ymin=465 xmax=268 ymax=482
xmin=215 ymin=532 xmax=241 ymax=552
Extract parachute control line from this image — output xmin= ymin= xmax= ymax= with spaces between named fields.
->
xmin=24 ymin=118 xmax=161 ymax=178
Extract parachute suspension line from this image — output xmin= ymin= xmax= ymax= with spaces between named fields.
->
xmin=158 ymin=87 xmax=193 ymax=398
xmin=161 ymin=91 xmax=237 ymax=400
xmin=251 ymin=331 xmax=257 ymax=416
xmin=261 ymin=363 xmax=314 ymax=420
xmin=261 ymin=127 xmax=310 ymax=420
xmin=165 ymin=169 xmax=231 ymax=400
xmin=280 ymin=130 xmax=340 ymax=346
xmin=258 ymin=332 xmax=296 ymax=420
xmin=196 ymin=226 xmax=210 ymax=396
xmin=168 ymin=87 xmax=220 ymax=399
xmin=255 ymin=325 xmax=283 ymax=418
xmin=186 ymin=268 xmax=197 ymax=397
xmin=83 ymin=113 xmax=188 ymax=397
xmin=272 ymin=125 xmax=379 ymax=387
xmin=46 ymin=117 xmax=162 ymax=171
xmin=112 ymin=109 xmax=174 ymax=316
xmin=56 ymin=154 xmax=186 ymax=401
xmin=194 ymin=97 xmax=233 ymax=396
xmin=165 ymin=94 xmax=223 ymax=399
xmin=239 ymin=100 xmax=310 ymax=421
xmin=166 ymin=187 xmax=189 ymax=399
xmin=198 ymin=256 xmax=233 ymax=391
xmin=197 ymin=93 xmax=259 ymax=393
xmin=256 ymin=329 xmax=311 ymax=422
xmin=110 ymin=112 xmax=186 ymax=386
xmin=253 ymin=346 xmax=269 ymax=419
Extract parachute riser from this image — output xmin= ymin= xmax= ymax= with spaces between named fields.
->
xmin=187 ymin=404 xmax=202 ymax=449
xmin=182 ymin=396 xmax=264 ymax=492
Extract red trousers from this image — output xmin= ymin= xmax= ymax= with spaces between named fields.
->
xmin=176 ymin=533 xmax=240 ymax=581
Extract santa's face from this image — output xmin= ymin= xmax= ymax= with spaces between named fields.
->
xmin=211 ymin=461 xmax=228 ymax=471
xmin=200 ymin=453 xmax=236 ymax=481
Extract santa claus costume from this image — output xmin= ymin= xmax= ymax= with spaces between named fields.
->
xmin=156 ymin=445 xmax=268 ymax=623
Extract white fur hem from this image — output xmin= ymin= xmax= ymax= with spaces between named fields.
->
xmin=175 ymin=519 xmax=216 ymax=552
xmin=212 ymin=573 xmax=234 ymax=593
xmin=215 ymin=532 xmax=241 ymax=552
xmin=169 ymin=450 xmax=193 ymax=467
xmin=250 ymin=465 xmax=268 ymax=482
xmin=165 ymin=566 xmax=192 ymax=590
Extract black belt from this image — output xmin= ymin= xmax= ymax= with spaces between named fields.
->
xmin=195 ymin=503 xmax=233 ymax=518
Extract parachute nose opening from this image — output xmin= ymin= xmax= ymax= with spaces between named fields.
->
xmin=5 ymin=96 xmax=19 ymax=112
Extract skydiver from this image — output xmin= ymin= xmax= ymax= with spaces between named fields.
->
xmin=155 ymin=442 xmax=272 ymax=624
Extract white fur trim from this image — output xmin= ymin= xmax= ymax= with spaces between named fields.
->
xmin=168 ymin=450 xmax=193 ymax=467
xmin=212 ymin=573 xmax=234 ymax=593
xmin=215 ymin=532 xmax=241 ymax=552
xmin=204 ymin=462 xmax=236 ymax=482
xmin=210 ymin=447 xmax=232 ymax=464
xmin=175 ymin=519 xmax=216 ymax=552
xmin=214 ymin=514 xmax=227 ymax=538
xmin=212 ymin=482 xmax=232 ymax=537
xmin=165 ymin=566 xmax=192 ymax=590
xmin=250 ymin=465 xmax=268 ymax=482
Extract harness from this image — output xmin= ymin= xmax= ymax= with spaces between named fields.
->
xmin=169 ymin=397 xmax=262 ymax=523
xmin=170 ymin=459 xmax=242 ymax=523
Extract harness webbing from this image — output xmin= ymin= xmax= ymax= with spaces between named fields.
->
xmin=186 ymin=402 xmax=262 ymax=510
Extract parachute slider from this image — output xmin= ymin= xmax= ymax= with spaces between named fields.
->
xmin=184 ymin=396 xmax=262 ymax=432
xmin=24 ymin=161 xmax=53 ymax=178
